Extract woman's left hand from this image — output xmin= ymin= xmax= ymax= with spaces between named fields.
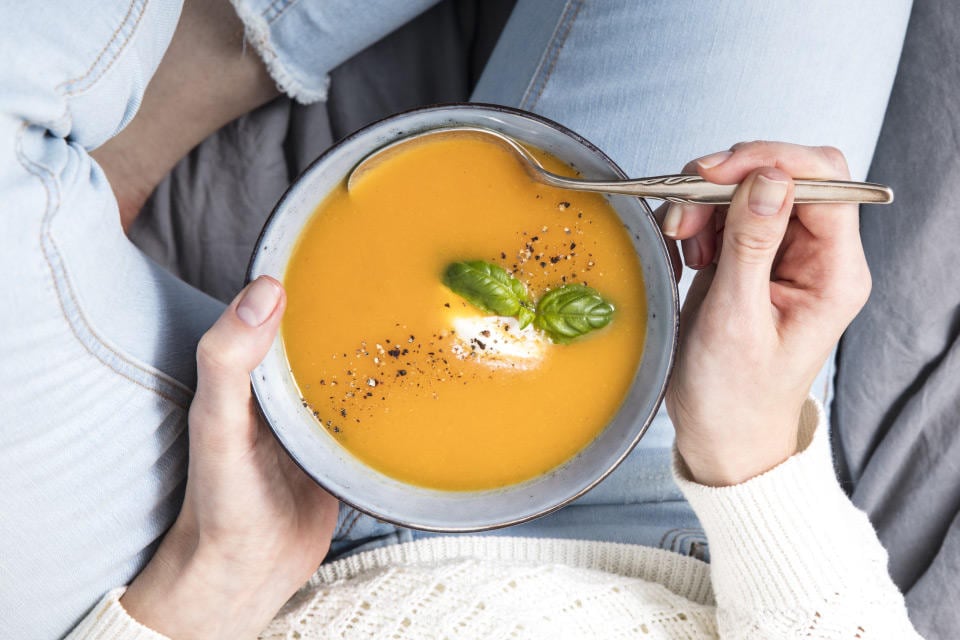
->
xmin=121 ymin=276 xmax=339 ymax=640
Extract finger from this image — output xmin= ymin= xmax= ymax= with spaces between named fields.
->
xmin=191 ymin=276 xmax=286 ymax=449
xmin=679 ymin=195 xmax=720 ymax=270
xmin=662 ymin=159 xmax=717 ymax=242
xmin=695 ymin=141 xmax=861 ymax=266
xmin=712 ymin=167 xmax=794 ymax=311
xmin=652 ymin=202 xmax=683 ymax=282
xmin=793 ymin=200 xmax=860 ymax=250
xmin=662 ymin=202 xmax=716 ymax=241
xmin=681 ymin=223 xmax=717 ymax=270
xmin=694 ymin=141 xmax=851 ymax=184
xmin=667 ymin=201 xmax=717 ymax=269
xmin=661 ymin=159 xmax=722 ymax=271
xmin=774 ymin=210 xmax=870 ymax=328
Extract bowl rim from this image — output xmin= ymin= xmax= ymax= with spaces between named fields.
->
xmin=246 ymin=102 xmax=680 ymax=532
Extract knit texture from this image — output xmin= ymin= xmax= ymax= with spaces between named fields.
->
xmin=261 ymin=537 xmax=716 ymax=639
xmin=70 ymin=398 xmax=923 ymax=639
xmin=674 ymin=400 xmax=920 ymax=639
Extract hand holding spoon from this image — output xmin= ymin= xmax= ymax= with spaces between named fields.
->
xmin=348 ymin=126 xmax=893 ymax=205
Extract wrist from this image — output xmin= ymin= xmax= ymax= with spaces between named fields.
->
xmin=120 ymin=521 xmax=281 ymax=640
xmin=678 ymin=440 xmax=797 ymax=486
xmin=675 ymin=409 xmax=802 ymax=487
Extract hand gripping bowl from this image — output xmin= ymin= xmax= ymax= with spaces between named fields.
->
xmin=248 ymin=104 xmax=679 ymax=532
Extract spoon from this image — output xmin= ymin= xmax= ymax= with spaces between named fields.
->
xmin=348 ymin=126 xmax=893 ymax=205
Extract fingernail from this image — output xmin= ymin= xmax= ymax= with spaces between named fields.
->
xmin=682 ymin=237 xmax=702 ymax=268
xmin=749 ymin=175 xmax=789 ymax=216
xmin=236 ymin=277 xmax=282 ymax=327
xmin=695 ymin=150 xmax=733 ymax=170
xmin=662 ymin=204 xmax=683 ymax=237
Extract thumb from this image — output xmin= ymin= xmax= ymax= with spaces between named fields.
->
xmin=713 ymin=168 xmax=793 ymax=310
xmin=191 ymin=276 xmax=286 ymax=449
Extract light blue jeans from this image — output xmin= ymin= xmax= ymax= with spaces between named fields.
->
xmin=0 ymin=1 xmax=910 ymax=637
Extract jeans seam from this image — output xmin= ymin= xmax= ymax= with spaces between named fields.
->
xmin=333 ymin=507 xmax=355 ymax=538
xmin=262 ymin=0 xmax=287 ymax=22
xmin=265 ymin=0 xmax=298 ymax=25
xmin=15 ymin=121 xmax=193 ymax=410
xmin=337 ymin=509 xmax=364 ymax=540
xmin=57 ymin=0 xmax=146 ymax=96
xmin=40 ymin=0 xmax=193 ymax=408
xmin=30 ymin=0 xmax=145 ymax=136
xmin=520 ymin=0 xmax=584 ymax=112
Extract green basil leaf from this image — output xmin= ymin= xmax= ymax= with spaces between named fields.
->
xmin=443 ymin=260 xmax=532 ymax=319
xmin=517 ymin=305 xmax=536 ymax=330
xmin=534 ymin=284 xmax=615 ymax=343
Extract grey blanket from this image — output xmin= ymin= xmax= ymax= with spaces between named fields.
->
xmin=130 ymin=1 xmax=958 ymax=637
xmin=833 ymin=0 xmax=960 ymax=636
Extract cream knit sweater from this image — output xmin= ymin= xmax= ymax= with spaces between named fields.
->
xmin=67 ymin=400 xmax=922 ymax=639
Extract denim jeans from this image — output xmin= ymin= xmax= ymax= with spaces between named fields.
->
xmin=0 ymin=1 xmax=909 ymax=637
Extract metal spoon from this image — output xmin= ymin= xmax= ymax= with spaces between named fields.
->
xmin=348 ymin=126 xmax=893 ymax=205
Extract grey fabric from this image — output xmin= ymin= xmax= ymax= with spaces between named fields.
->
xmin=832 ymin=1 xmax=960 ymax=638
xmin=129 ymin=0 xmax=957 ymax=636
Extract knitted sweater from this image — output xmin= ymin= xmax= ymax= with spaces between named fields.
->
xmin=67 ymin=400 xmax=922 ymax=639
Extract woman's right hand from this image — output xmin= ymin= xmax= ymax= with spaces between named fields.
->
xmin=661 ymin=142 xmax=872 ymax=486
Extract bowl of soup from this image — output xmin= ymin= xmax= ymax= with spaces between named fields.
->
xmin=248 ymin=104 xmax=678 ymax=531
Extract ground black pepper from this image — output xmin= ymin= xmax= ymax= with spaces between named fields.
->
xmin=305 ymin=192 xmax=610 ymax=438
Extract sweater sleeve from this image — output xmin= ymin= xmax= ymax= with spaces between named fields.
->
xmin=674 ymin=397 xmax=923 ymax=639
xmin=64 ymin=588 xmax=170 ymax=640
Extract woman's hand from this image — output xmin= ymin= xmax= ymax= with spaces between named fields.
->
xmin=121 ymin=277 xmax=339 ymax=640
xmin=662 ymin=142 xmax=871 ymax=486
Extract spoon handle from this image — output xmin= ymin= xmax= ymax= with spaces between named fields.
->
xmin=541 ymin=173 xmax=894 ymax=205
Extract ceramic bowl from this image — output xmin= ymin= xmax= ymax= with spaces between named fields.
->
xmin=248 ymin=104 xmax=678 ymax=532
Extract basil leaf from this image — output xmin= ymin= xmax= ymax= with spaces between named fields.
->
xmin=534 ymin=284 xmax=615 ymax=343
xmin=517 ymin=305 xmax=535 ymax=330
xmin=443 ymin=260 xmax=532 ymax=320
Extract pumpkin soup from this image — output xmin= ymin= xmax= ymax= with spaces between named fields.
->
xmin=282 ymin=133 xmax=646 ymax=491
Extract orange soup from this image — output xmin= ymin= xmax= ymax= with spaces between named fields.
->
xmin=282 ymin=134 xmax=646 ymax=491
